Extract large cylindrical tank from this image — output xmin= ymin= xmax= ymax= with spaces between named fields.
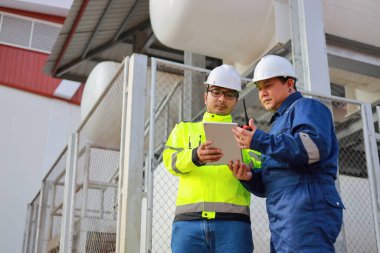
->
xmin=81 ymin=61 xmax=121 ymax=120
xmin=150 ymin=0 xmax=380 ymax=74
xmin=80 ymin=61 xmax=122 ymax=149
xmin=150 ymin=0 xmax=280 ymax=74
xmin=324 ymin=0 xmax=380 ymax=48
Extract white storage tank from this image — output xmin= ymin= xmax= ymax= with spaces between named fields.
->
xmin=80 ymin=61 xmax=122 ymax=149
xmin=150 ymin=0 xmax=283 ymax=74
xmin=150 ymin=0 xmax=380 ymax=74
xmin=81 ymin=61 xmax=121 ymax=120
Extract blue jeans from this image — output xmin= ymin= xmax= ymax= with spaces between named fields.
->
xmin=171 ymin=220 xmax=253 ymax=253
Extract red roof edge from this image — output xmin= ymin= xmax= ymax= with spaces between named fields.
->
xmin=0 ymin=7 xmax=65 ymax=24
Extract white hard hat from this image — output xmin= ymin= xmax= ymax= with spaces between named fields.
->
xmin=252 ymin=55 xmax=298 ymax=84
xmin=204 ymin=64 xmax=242 ymax=91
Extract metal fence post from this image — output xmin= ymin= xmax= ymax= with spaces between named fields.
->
xmin=362 ymin=103 xmax=380 ymax=252
xmin=34 ymin=182 xmax=48 ymax=253
xmin=116 ymin=54 xmax=147 ymax=253
xmin=376 ymin=106 xmax=380 ymax=142
xmin=22 ymin=204 xmax=32 ymax=253
xmin=289 ymin=0 xmax=331 ymax=95
xmin=59 ymin=133 xmax=79 ymax=253
xmin=145 ymin=57 xmax=157 ymax=253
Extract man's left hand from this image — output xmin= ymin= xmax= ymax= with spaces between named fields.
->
xmin=233 ymin=119 xmax=256 ymax=149
xmin=228 ymin=160 xmax=252 ymax=181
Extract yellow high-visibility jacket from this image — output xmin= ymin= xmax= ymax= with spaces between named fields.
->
xmin=163 ymin=112 xmax=261 ymax=222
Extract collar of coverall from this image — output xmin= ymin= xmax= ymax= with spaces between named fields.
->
xmin=269 ymin=91 xmax=302 ymax=124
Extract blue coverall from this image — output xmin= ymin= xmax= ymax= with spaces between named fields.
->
xmin=242 ymin=92 xmax=344 ymax=252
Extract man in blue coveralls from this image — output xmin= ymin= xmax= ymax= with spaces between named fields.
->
xmin=228 ymin=55 xmax=344 ymax=252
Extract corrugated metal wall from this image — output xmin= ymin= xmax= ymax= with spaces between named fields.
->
xmin=0 ymin=44 xmax=83 ymax=104
xmin=0 ymin=8 xmax=84 ymax=105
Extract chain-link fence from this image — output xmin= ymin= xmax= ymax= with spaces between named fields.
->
xmin=22 ymin=55 xmax=150 ymax=253
xmin=22 ymin=56 xmax=135 ymax=253
xmin=23 ymin=55 xmax=380 ymax=252
xmin=21 ymin=146 xmax=68 ymax=253
xmin=71 ymin=60 xmax=125 ymax=252
xmin=146 ymin=58 xmax=380 ymax=253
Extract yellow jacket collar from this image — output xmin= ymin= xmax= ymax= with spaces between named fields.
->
xmin=202 ymin=111 xmax=232 ymax=123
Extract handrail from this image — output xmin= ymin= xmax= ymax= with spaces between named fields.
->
xmin=144 ymin=80 xmax=183 ymax=138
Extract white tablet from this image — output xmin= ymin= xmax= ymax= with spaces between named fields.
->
xmin=203 ymin=122 xmax=242 ymax=165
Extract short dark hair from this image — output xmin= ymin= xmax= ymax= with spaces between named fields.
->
xmin=277 ymin=76 xmax=297 ymax=91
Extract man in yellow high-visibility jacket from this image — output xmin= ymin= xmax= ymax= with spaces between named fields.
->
xmin=163 ymin=64 xmax=261 ymax=253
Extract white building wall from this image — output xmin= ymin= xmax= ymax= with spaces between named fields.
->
xmin=0 ymin=85 xmax=80 ymax=253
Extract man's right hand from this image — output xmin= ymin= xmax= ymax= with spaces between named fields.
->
xmin=197 ymin=140 xmax=223 ymax=164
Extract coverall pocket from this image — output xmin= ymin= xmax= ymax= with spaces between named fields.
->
xmin=320 ymin=184 xmax=345 ymax=243
xmin=322 ymin=185 xmax=345 ymax=210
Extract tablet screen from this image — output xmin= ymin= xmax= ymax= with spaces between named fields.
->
xmin=203 ymin=122 xmax=242 ymax=165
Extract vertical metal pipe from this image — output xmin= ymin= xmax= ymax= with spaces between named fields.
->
xmin=165 ymin=104 xmax=169 ymax=141
xmin=34 ymin=183 xmax=48 ymax=253
xmin=376 ymin=106 xmax=380 ymax=141
xmin=100 ymin=189 xmax=105 ymax=219
xmin=59 ymin=133 xmax=79 ymax=253
xmin=146 ymin=57 xmax=157 ymax=253
xmin=180 ymin=81 xmax=183 ymax=122
xmin=33 ymin=188 xmax=42 ymax=253
xmin=80 ymin=144 xmax=91 ymax=219
xmin=47 ymin=182 xmax=56 ymax=240
xmin=22 ymin=204 xmax=32 ymax=253
xmin=30 ymin=204 xmax=37 ymax=253
xmin=116 ymin=54 xmax=147 ymax=253
xmin=116 ymin=58 xmax=129 ymax=253
xmin=289 ymin=0 xmax=331 ymax=95
xmin=361 ymin=104 xmax=380 ymax=252
xmin=72 ymin=144 xmax=91 ymax=252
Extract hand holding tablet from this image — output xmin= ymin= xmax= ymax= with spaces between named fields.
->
xmin=203 ymin=122 xmax=242 ymax=165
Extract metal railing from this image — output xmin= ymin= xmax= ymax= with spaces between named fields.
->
xmin=22 ymin=55 xmax=380 ymax=252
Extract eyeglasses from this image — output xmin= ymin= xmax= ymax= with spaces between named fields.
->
xmin=207 ymin=89 xmax=238 ymax=100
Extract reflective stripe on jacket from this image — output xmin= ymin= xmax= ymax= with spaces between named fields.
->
xmin=245 ymin=92 xmax=344 ymax=251
xmin=250 ymin=92 xmax=340 ymax=188
xmin=163 ymin=112 xmax=261 ymax=220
